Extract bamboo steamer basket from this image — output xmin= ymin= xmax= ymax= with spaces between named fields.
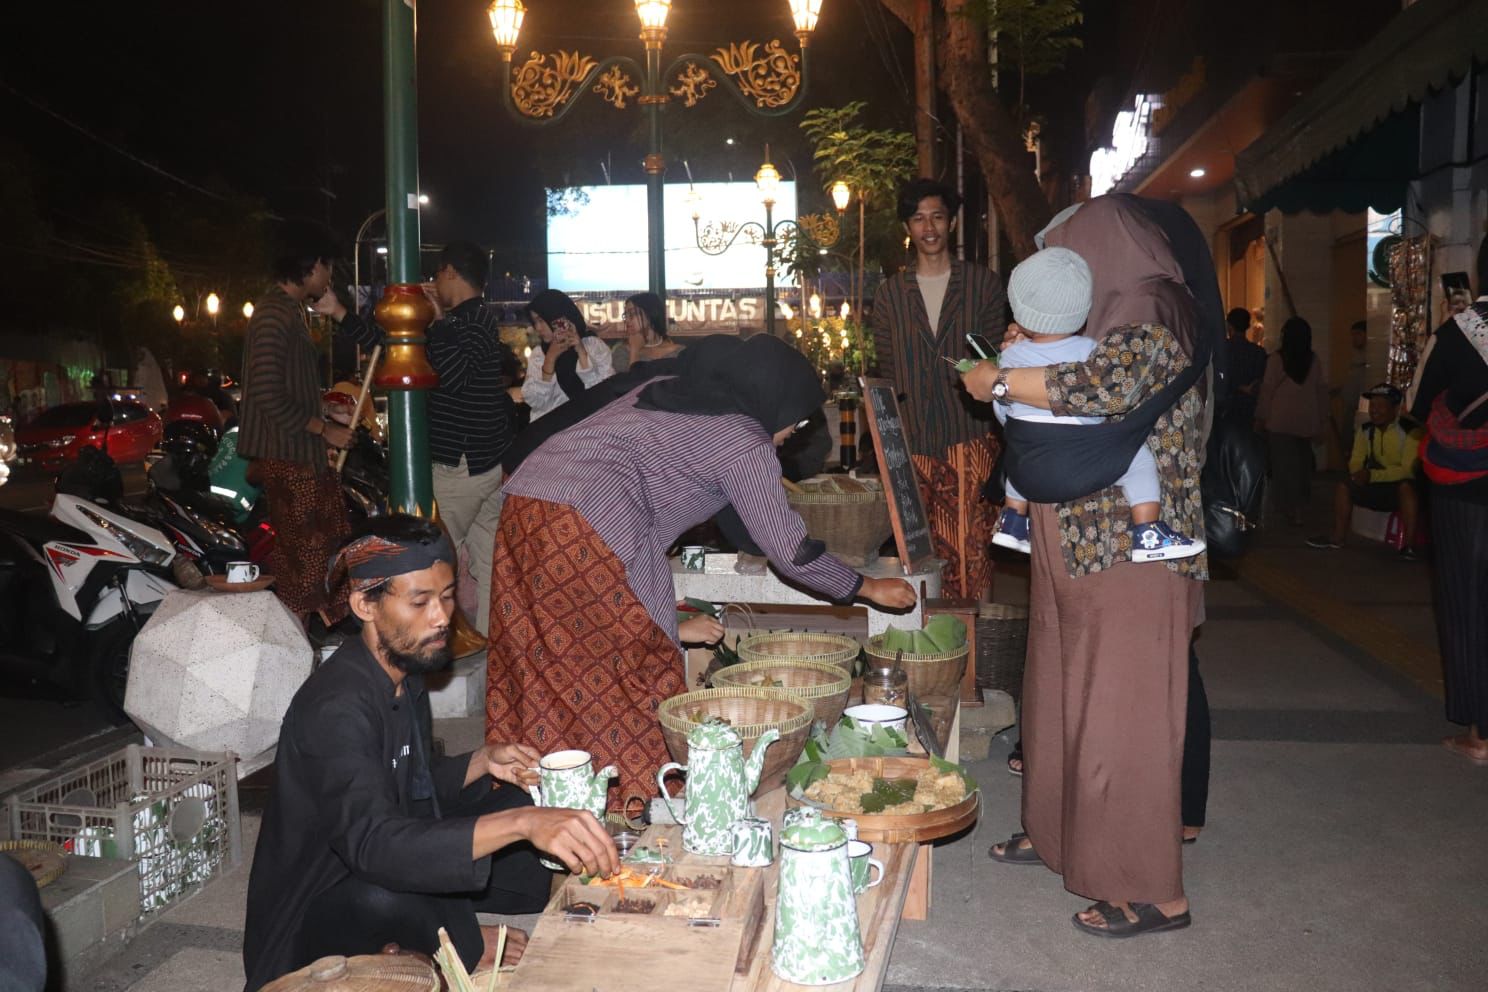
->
xmin=710 ymin=659 xmax=853 ymax=727
xmin=657 ymin=687 xmax=812 ymax=796
xmin=785 ymin=756 xmax=980 ymax=844
xmin=261 ymin=954 xmax=440 ymax=992
xmin=735 ymin=631 xmax=861 ymax=672
xmin=863 ymin=634 xmax=969 ymax=699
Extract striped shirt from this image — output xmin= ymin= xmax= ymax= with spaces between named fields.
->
xmin=340 ymin=299 xmax=520 ymax=474
xmin=871 ymin=260 xmax=1007 ymax=457
xmin=503 ymin=385 xmax=863 ymax=640
xmin=238 ymin=286 xmax=325 ymax=468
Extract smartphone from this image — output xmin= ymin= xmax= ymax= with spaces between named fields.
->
xmin=966 ymin=333 xmax=996 ymax=359
xmin=1441 ymin=271 xmax=1471 ymax=296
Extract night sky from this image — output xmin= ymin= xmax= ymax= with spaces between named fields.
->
xmin=2 ymin=0 xmax=1127 ymax=281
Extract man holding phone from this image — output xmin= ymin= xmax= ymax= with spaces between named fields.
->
xmin=871 ymin=178 xmax=1006 ymax=599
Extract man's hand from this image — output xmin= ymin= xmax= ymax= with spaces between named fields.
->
xmin=310 ymin=290 xmax=348 ymax=323
xmin=859 ymin=577 xmax=917 ymax=610
xmin=521 ymin=807 xmax=619 ymax=878
xmin=320 ymin=421 xmax=353 ymax=450
xmin=484 ymin=742 xmax=540 ymax=788
xmin=678 ymin=615 xmax=725 ymax=645
xmin=1351 ymin=469 xmax=1371 ymax=486
xmin=960 ymin=361 xmax=1001 ymax=403
xmin=420 ymin=282 xmax=445 ymax=321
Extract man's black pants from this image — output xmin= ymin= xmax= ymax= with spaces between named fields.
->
xmin=295 ymin=785 xmax=550 ymax=972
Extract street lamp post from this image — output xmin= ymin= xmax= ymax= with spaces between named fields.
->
xmin=487 ymin=0 xmax=824 ymax=300
xmin=692 ymin=150 xmax=842 ymax=338
xmin=205 ymin=292 xmax=221 ymax=369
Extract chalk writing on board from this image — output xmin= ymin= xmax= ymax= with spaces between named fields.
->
xmin=859 ymin=377 xmax=934 ymax=573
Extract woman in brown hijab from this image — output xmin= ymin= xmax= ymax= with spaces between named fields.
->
xmin=963 ymin=196 xmax=1210 ymax=938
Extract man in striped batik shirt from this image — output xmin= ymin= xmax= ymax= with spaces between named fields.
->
xmin=870 ymin=179 xmax=1007 ymax=600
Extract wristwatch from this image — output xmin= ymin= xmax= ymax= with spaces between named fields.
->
xmin=991 ymin=369 xmax=1012 ymax=405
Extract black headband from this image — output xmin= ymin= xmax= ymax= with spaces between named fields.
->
xmin=325 ymin=532 xmax=454 ymax=594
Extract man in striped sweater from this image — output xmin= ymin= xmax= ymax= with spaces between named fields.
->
xmin=239 ymin=227 xmax=355 ymax=623
xmin=870 ymin=179 xmax=1007 ymax=599
xmin=322 ymin=241 xmax=521 ymax=633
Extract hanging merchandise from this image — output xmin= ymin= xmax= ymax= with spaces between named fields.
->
xmin=1387 ymin=235 xmax=1433 ymax=388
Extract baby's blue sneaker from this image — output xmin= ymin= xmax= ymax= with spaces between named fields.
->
xmin=1131 ymin=521 xmax=1206 ymax=562
xmin=991 ymin=508 xmax=1032 ymax=554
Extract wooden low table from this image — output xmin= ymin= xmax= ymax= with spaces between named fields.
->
xmin=509 ymin=788 xmax=917 ymax=992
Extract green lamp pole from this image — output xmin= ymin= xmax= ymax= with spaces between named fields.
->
xmin=377 ymin=0 xmax=437 ymax=515
xmin=485 ymin=0 xmax=824 ymax=302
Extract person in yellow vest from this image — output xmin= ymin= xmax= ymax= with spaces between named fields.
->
xmin=1308 ymin=383 xmax=1423 ymax=558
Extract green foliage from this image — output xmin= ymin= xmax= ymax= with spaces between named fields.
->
xmin=978 ymin=0 xmax=1083 ymax=80
xmin=799 ymin=101 xmax=916 ymax=210
xmin=858 ymin=777 xmax=918 ymax=814
xmin=785 ymin=715 xmax=910 ymax=793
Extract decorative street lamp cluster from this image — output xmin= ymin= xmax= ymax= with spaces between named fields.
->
xmin=689 ymin=146 xmax=847 ymax=338
xmin=487 ymin=0 xmax=826 ymax=299
xmin=170 ymin=293 xmax=253 ymax=368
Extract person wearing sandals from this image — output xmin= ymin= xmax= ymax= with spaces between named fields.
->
xmin=963 ymin=195 xmax=1217 ymax=939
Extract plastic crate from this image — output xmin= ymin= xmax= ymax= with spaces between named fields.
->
xmin=5 ymin=744 xmax=240 ymax=916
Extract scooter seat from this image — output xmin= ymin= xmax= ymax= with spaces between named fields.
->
xmin=0 ymin=506 xmax=91 ymax=546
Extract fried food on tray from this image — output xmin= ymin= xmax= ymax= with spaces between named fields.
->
xmin=802 ymin=766 xmax=968 ymax=815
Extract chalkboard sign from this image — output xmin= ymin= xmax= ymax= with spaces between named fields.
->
xmin=858 ymin=377 xmax=935 ymax=574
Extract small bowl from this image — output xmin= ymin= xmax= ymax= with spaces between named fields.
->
xmin=843 ymin=703 xmax=908 ymax=735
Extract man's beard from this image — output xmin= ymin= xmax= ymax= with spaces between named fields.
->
xmin=375 ymin=623 xmax=453 ymax=676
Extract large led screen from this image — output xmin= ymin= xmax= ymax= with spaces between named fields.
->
xmin=546 ymin=181 xmax=798 ymax=293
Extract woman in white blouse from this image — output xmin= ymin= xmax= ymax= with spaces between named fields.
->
xmin=522 ymin=289 xmax=615 ymax=421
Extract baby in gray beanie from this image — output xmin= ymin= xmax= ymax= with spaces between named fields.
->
xmin=990 ymin=247 xmax=1204 ymax=562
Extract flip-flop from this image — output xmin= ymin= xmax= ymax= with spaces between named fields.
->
xmin=1442 ymin=735 xmax=1488 ymax=766
xmin=1072 ymin=901 xmax=1192 ymax=939
xmin=987 ymin=832 xmax=1043 ymax=865
xmin=1007 ymin=743 xmax=1024 ymax=777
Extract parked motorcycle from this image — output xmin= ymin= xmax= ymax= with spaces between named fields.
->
xmin=0 ymin=465 xmax=181 ymax=715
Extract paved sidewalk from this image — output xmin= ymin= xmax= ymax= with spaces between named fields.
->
xmin=68 ymin=495 xmax=1486 ymax=992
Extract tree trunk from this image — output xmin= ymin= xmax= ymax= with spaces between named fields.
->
xmin=882 ymin=0 xmax=1052 ymax=261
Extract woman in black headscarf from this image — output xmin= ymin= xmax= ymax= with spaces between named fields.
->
xmin=487 ymin=334 xmax=916 ymax=806
xmin=521 ymin=289 xmax=615 ymax=420
xmin=1258 ymin=316 xmax=1330 ymax=526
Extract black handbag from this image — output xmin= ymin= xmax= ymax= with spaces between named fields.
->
xmin=1200 ymin=414 xmax=1266 ymax=559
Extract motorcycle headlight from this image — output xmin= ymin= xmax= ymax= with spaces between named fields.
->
xmin=77 ymin=506 xmax=173 ymax=565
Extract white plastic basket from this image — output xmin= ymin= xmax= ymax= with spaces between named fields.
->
xmin=5 ymin=743 xmax=240 ymax=916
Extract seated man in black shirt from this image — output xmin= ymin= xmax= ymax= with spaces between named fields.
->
xmin=243 ymin=515 xmax=617 ymax=991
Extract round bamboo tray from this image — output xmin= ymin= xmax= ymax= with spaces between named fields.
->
xmin=736 ymin=631 xmax=861 ymax=672
xmin=786 ymin=756 xmax=980 ymax=844
xmin=710 ymin=659 xmax=853 ymax=727
xmin=863 ymin=635 xmax=969 ymax=699
xmin=657 ymin=687 xmax=812 ymax=796
xmin=0 ymin=839 xmax=67 ymax=888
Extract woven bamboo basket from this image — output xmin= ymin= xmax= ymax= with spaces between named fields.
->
xmin=975 ymin=603 xmax=1029 ymax=698
xmin=0 ymin=839 xmax=67 ymax=888
xmin=735 ymin=631 xmax=861 ymax=672
xmin=710 ymin=659 xmax=853 ymax=727
xmin=657 ymin=687 xmax=812 ymax=796
xmin=786 ymin=478 xmax=893 ymax=566
xmin=863 ymin=634 xmax=969 ymax=699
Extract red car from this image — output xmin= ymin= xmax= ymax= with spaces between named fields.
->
xmin=16 ymin=400 xmax=164 ymax=472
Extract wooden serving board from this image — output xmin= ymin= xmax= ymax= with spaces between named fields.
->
xmin=508 ymin=830 xmax=766 ymax=992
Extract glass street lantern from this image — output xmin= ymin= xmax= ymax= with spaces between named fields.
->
xmin=755 ymin=159 xmax=782 ymax=206
xmin=635 ymin=0 xmax=670 ymax=38
xmin=830 ymin=179 xmax=851 ymax=213
xmin=487 ymin=0 xmax=525 ymax=54
xmin=205 ymin=293 xmax=221 ymax=317
xmin=242 ymin=302 xmax=254 ymax=319
xmin=172 ymin=304 xmax=185 ymax=324
xmin=790 ymin=0 xmax=823 ymax=35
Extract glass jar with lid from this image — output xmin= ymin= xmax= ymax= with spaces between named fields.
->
xmin=861 ymin=663 xmax=908 ymax=707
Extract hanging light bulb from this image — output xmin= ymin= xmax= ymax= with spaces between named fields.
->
xmin=840 ymin=301 xmax=850 ymax=320
xmin=794 ymin=328 xmax=803 ymax=338
xmin=809 ymin=293 xmax=822 ymax=319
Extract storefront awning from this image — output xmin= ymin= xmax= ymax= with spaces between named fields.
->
xmin=1235 ymin=0 xmax=1488 ymax=214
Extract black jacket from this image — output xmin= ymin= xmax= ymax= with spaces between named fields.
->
xmin=242 ymin=639 xmax=490 ymax=991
